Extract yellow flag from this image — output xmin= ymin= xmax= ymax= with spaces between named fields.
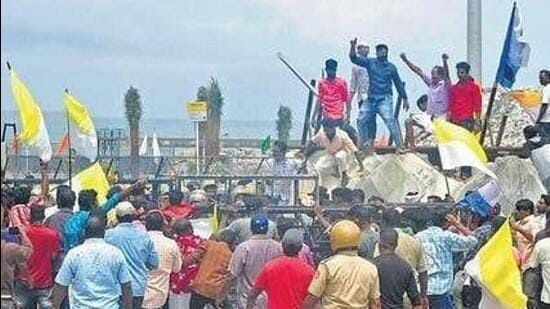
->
xmin=210 ymin=205 xmax=220 ymax=232
xmin=64 ymin=92 xmax=98 ymax=161
xmin=72 ymin=162 xmax=110 ymax=204
xmin=465 ymin=219 xmax=527 ymax=309
xmin=8 ymin=68 xmax=52 ymax=162
xmin=433 ymin=119 xmax=495 ymax=178
xmin=511 ymin=89 xmax=542 ymax=108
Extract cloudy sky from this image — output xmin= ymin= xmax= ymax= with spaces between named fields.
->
xmin=1 ymin=0 xmax=549 ymax=121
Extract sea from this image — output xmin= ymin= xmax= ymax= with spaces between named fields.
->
xmin=0 ymin=110 xmax=302 ymax=142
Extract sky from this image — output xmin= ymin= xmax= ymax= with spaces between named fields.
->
xmin=1 ymin=0 xmax=549 ymax=122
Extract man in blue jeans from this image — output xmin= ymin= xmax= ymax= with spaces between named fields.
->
xmin=349 ymin=38 xmax=409 ymax=151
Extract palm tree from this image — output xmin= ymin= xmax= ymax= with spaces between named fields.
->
xmin=124 ymin=86 xmax=143 ymax=179
xmin=276 ymin=105 xmax=293 ymax=145
xmin=196 ymin=78 xmax=224 ymax=158
xmin=206 ymin=78 xmax=224 ymax=157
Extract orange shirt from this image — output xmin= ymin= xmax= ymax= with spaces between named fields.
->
xmin=190 ymin=240 xmax=233 ymax=301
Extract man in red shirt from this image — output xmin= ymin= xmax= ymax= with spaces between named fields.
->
xmin=162 ymin=189 xmax=195 ymax=224
xmin=317 ymin=58 xmax=350 ymax=127
xmin=449 ymin=61 xmax=482 ymax=131
xmin=246 ymin=228 xmax=315 ymax=309
xmin=14 ymin=206 xmax=61 ymax=308
xmin=449 ymin=61 xmax=483 ymax=178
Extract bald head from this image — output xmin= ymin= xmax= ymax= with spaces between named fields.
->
xmin=85 ymin=214 xmax=106 ymax=239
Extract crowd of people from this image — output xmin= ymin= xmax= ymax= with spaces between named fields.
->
xmin=306 ymin=38 xmax=549 ymax=184
xmin=1 ymin=38 xmax=549 ymax=309
xmin=1 ymin=160 xmax=550 ymax=309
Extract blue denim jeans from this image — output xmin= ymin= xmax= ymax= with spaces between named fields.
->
xmin=428 ymin=293 xmax=454 ymax=309
xmin=13 ymin=281 xmax=52 ymax=309
xmin=357 ymin=95 xmax=403 ymax=147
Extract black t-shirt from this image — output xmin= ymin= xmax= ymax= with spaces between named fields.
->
xmin=374 ymin=253 xmax=420 ymax=309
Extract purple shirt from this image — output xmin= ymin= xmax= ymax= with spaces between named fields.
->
xmin=421 ymin=71 xmax=450 ymax=117
xmin=298 ymin=244 xmax=315 ymax=266
xmin=44 ymin=209 xmax=73 ymax=242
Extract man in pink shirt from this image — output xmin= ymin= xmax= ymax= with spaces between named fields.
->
xmin=317 ymin=59 xmax=349 ymax=127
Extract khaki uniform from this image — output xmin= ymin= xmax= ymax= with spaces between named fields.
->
xmin=309 ymin=250 xmax=380 ymax=308
xmin=375 ymin=230 xmax=427 ymax=274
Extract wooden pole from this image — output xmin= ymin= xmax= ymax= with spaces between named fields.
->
xmin=154 ymin=156 xmax=165 ymax=179
xmin=105 ymin=158 xmax=115 ymax=176
xmin=301 ymin=79 xmax=316 ymax=146
xmin=480 ymin=81 xmax=499 ymax=145
xmin=444 ymin=173 xmax=452 ymax=198
xmin=65 ymin=89 xmax=73 ymax=188
xmin=495 ymin=115 xmax=508 ymax=147
xmin=195 ymin=122 xmax=200 ymax=176
xmin=388 ymin=82 xmax=405 ymax=147
xmin=254 ymin=157 xmax=267 ymax=174
xmin=276 ymin=53 xmax=318 ymax=96
xmin=53 ymin=159 xmax=63 ymax=180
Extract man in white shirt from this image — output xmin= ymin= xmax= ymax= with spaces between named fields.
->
xmin=535 ymin=195 xmax=550 ymax=234
xmin=404 ymin=95 xmax=434 ymax=151
xmin=262 ymin=141 xmax=300 ymax=205
xmin=142 ymin=211 xmax=182 ymax=309
xmin=537 ymin=69 xmax=550 ymax=137
xmin=531 ymin=237 xmax=550 ymax=308
xmin=306 ymin=120 xmax=364 ymax=186
xmin=349 ymin=44 xmax=370 ymax=143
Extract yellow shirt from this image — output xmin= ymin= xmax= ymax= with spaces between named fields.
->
xmin=375 ymin=230 xmax=427 ymax=274
xmin=309 ymin=250 xmax=380 ymax=308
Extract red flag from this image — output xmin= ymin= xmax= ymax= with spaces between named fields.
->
xmin=11 ymin=136 xmax=20 ymax=154
xmin=54 ymin=133 xmax=69 ymax=156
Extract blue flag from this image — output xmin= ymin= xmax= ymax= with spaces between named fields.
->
xmin=495 ymin=2 xmax=530 ymax=89
xmin=458 ymin=180 xmax=502 ymax=218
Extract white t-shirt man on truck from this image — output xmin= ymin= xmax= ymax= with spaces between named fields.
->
xmin=536 ymin=69 xmax=550 ymax=137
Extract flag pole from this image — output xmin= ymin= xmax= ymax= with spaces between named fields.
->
xmin=276 ymin=52 xmax=319 ymax=96
xmin=480 ymin=2 xmax=517 ymax=145
xmin=65 ymin=89 xmax=73 ymax=188
xmin=444 ymin=173 xmax=452 ymax=198
xmin=479 ymin=81 xmax=499 ymax=145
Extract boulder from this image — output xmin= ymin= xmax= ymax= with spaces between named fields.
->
xmin=347 ymin=153 xmax=461 ymax=202
xmin=454 ymin=156 xmax=547 ymax=214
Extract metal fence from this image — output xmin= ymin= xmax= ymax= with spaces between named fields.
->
xmin=2 ymin=154 xmax=304 ymax=180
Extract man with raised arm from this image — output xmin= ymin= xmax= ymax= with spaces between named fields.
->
xmin=349 ymin=38 xmax=409 ymax=151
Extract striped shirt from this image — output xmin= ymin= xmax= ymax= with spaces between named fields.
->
xmin=229 ymin=235 xmax=283 ymax=309
xmin=143 ymin=231 xmax=182 ymax=309
xmin=415 ymin=226 xmax=477 ymax=295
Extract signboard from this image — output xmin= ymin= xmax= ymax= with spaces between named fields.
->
xmin=187 ymin=101 xmax=208 ymax=122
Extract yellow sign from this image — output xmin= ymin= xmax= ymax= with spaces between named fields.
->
xmin=187 ymin=101 xmax=207 ymax=122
